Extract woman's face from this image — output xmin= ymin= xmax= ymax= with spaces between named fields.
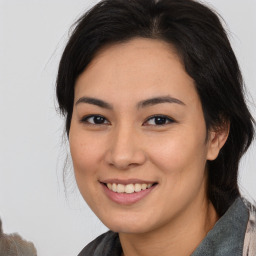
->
xmin=69 ymin=38 xmax=218 ymax=234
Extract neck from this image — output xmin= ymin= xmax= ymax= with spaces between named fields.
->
xmin=119 ymin=197 xmax=218 ymax=256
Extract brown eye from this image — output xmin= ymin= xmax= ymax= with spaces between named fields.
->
xmin=144 ymin=115 xmax=175 ymax=126
xmin=81 ymin=115 xmax=110 ymax=125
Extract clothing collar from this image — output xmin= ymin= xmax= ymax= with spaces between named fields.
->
xmin=191 ymin=197 xmax=248 ymax=256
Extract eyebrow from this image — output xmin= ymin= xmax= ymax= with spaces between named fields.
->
xmin=137 ymin=95 xmax=185 ymax=109
xmin=75 ymin=97 xmax=113 ymax=109
xmin=75 ymin=95 xmax=185 ymax=109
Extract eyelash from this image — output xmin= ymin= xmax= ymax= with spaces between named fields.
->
xmin=144 ymin=115 xmax=175 ymax=126
xmin=80 ymin=114 xmax=175 ymax=126
xmin=80 ymin=115 xmax=110 ymax=125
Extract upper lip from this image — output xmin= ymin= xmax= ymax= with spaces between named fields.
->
xmin=100 ymin=178 xmax=157 ymax=185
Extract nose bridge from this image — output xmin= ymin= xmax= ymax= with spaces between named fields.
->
xmin=106 ymin=122 xmax=146 ymax=169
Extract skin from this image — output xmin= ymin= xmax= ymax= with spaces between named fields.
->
xmin=69 ymin=38 xmax=229 ymax=256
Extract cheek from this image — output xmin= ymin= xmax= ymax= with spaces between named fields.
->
xmin=147 ymin=128 xmax=208 ymax=178
xmin=147 ymin=131 xmax=208 ymax=213
xmin=69 ymin=130 xmax=105 ymax=178
xmin=69 ymin=130 xmax=106 ymax=207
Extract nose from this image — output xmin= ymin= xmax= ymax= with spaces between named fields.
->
xmin=105 ymin=124 xmax=147 ymax=170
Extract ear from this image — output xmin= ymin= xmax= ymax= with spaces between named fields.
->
xmin=207 ymin=121 xmax=230 ymax=161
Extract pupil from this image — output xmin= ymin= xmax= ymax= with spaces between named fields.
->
xmin=94 ymin=116 xmax=104 ymax=124
xmin=155 ymin=117 xmax=166 ymax=125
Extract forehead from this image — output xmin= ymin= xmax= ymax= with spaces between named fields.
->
xmin=74 ymin=38 xmax=198 ymax=106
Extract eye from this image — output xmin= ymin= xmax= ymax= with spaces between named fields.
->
xmin=144 ymin=115 xmax=175 ymax=126
xmin=80 ymin=115 xmax=110 ymax=125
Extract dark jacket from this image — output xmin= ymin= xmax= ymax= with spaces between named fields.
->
xmin=78 ymin=197 xmax=256 ymax=256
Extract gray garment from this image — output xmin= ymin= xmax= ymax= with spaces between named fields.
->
xmin=78 ymin=231 xmax=122 ymax=256
xmin=191 ymin=197 xmax=248 ymax=256
xmin=78 ymin=197 xmax=256 ymax=256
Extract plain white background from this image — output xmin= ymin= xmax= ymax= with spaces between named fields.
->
xmin=0 ymin=1 xmax=255 ymax=255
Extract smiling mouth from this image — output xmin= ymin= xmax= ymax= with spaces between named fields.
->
xmin=102 ymin=182 xmax=158 ymax=194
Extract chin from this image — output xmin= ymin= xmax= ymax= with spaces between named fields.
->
xmin=99 ymin=211 xmax=158 ymax=234
xmin=108 ymin=223 xmax=151 ymax=234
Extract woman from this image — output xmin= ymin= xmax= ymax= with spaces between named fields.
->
xmin=56 ymin=0 xmax=256 ymax=255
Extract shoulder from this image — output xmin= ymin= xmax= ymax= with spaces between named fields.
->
xmin=242 ymin=198 xmax=256 ymax=256
xmin=78 ymin=231 xmax=122 ymax=256
xmin=192 ymin=197 xmax=251 ymax=256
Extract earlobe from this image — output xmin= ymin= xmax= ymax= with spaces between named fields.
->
xmin=207 ymin=122 xmax=230 ymax=161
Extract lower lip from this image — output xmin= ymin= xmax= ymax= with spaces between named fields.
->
xmin=101 ymin=183 xmax=156 ymax=205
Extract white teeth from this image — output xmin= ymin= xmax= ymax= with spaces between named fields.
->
xmin=125 ymin=184 xmax=135 ymax=193
xmin=112 ymin=183 xmax=117 ymax=192
xmin=106 ymin=182 xmax=154 ymax=193
xmin=141 ymin=184 xmax=147 ymax=190
xmin=117 ymin=184 xmax=125 ymax=193
xmin=134 ymin=183 xmax=142 ymax=192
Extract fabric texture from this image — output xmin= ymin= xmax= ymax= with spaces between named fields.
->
xmin=0 ymin=218 xmax=37 ymax=256
xmin=78 ymin=231 xmax=122 ymax=256
xmin=242 ymin=199 xmax=256 ymax=256
xmin=191 ymin=197 xmax=248 ymax=256
xmin=78 ymin=197 xmax=255 ymax=256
